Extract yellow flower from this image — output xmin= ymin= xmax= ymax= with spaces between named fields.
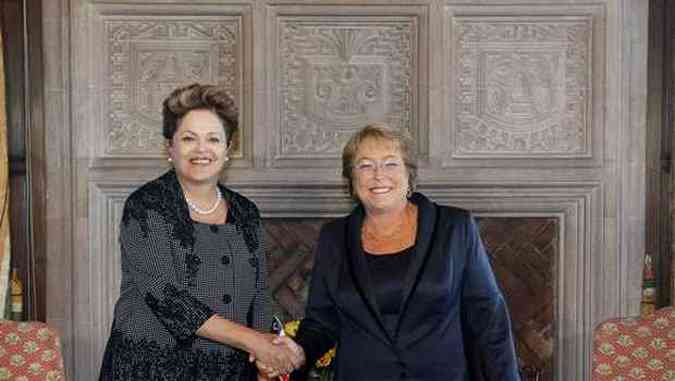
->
xmin=284 ymin=320 xmax=301 ymax=337
xmin=283 ymin=319 xmax=336 ymax=368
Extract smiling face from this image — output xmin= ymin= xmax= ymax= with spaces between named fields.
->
xmin=352 ymin=137 xmax=409 ymax=215
xmin=167 ymin=109 xmax=229 ymax=187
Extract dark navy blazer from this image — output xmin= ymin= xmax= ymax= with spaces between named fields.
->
xmin=294 ymin=193 xmax=520 ymax=381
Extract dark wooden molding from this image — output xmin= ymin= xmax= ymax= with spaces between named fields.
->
xmin=26 ymin=0 xmax=46 ymax=322
xmin=9 ymin=157 xmax=26 ymax=175
xmin=1 ymin=0 xmax=46 ymax=321
xmin=2 ymin=0 xmax=30 ymax=320
xmin=656 ymin=0 xmax=674 ymax=307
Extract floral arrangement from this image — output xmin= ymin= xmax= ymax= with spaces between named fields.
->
xmin=283 ymin=320 xmax=336 ymax=381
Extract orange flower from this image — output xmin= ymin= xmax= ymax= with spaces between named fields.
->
xmin=316 ymin=347 xmax=336 ymax=368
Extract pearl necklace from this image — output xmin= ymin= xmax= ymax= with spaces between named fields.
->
xmin=185 ymin=189 xmax=222 ymax=215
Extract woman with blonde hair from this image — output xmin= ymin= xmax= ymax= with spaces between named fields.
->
xmin=290 ymin=123 xmax=520 ymax=380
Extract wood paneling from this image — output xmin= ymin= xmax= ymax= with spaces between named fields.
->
xmin=25 ymin=0 xmax=46 ymax=322
xmin=1 ymin=0 xmax=46 ymax=321
xmin=42 ymin=1 xmax=650 ymax=379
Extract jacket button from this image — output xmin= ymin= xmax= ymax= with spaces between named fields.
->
xmin=221 ymin=256 xmax=231 ymax=265
xmin=248 ymin=257 xmax=258 ymax=267
xmin=223 ymin=294 xmax=232 ymax=304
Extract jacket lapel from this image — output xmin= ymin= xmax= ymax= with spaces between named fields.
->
xmin=345 ymin=207 xmax=394 ymax=344
xmin=395 ymin=193 xmax=438 ymax=336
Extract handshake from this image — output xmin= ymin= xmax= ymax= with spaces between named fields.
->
xmin=248 ymin=318 xmax=306 ymax=380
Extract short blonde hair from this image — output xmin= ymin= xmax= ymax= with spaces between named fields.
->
xmin=341 ymin=123 xmax=417 ymax=200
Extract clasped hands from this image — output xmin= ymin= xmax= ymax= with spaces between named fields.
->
xmin=249 ymin=333 xmax=305 ymax=380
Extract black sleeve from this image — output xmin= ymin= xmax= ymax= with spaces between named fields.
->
xmin=291 ymin=227 xmax=340 ymax=381
xmin=120 ymin=201 xmax=213 ymax=345
xmin=461 ymin=215 xmax=521 ymax=381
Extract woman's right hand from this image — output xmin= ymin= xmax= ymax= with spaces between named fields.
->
xmin=248 ymin=333 xmax=302 ymax=376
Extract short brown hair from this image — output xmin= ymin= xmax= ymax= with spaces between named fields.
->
xmin=341 ymin=123 xmax=417 ymax=200
xmin=162 ymin=83 xmax=238 ymax=146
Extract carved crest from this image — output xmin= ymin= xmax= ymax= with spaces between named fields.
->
xmin=278 ymin=21 xmax=415 ymax=157
xmin=453 ymin=19 xmax=591 ymax=156
xmin=303 ymin=60 xmax=386 ymax=129
xmin=105 ymin=20 xmax=240 ymax=155
xmin=481 ymin=51 xmax=563 ymax=131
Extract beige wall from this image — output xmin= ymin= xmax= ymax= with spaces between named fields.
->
xmin=41 ymin=1 xmax=649 ymax=379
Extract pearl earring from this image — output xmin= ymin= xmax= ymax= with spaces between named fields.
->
xmin=224 ymin=156 xmax=230 ymax=162
xmin=167 ymin=157 xmax=173 ymax=162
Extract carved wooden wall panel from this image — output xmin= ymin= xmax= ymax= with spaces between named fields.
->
xmin=92 ymin=5 xmax=253 ymax=166
xmin=103 ymin=19 xmax=241 ymax=156
xmin=277 ymin=19 xmax=415 ymax=156
xmin=267 ymin=5 xmax=428 ymax=167
xmin=453 ymin=19 xmax=590 ymax=156
xmin=443 ymin=4 xmax=605 ymax=167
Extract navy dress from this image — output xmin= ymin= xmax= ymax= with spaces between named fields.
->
xmin=293 ymin=193 xmax=521 ymax=381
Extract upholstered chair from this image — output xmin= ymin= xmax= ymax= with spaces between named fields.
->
xmin=592 ymin=306 xmax=674 ymax=380
xmin=0 ymin=320 xmax=65 ymax=380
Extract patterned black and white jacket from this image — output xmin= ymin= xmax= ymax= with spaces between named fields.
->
xmin=99 ymin=169 xmax=272 ymax=381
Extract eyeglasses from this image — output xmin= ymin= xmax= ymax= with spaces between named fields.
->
xmin=353 ymin=159 xmax=404 ymax=176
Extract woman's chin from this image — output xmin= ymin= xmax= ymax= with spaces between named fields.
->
xmin=177 ymin=172 xmax=220 ymax=186
xmin=362 ymin=199 xmax=405 ymax=215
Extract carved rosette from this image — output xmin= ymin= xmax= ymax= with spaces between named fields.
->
xmin=453 ymin=19 xmax=591 ymax=157
xmin=105 ymin=20 xmax=240 ymax=155
xmin=278 ymin=19 xmax=416 ymax=157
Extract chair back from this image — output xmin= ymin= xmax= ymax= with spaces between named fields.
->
xmin=0 ymin=320 xmax=65 ymax=380
xmin=592 ymin=306 xmax=674 ymax=380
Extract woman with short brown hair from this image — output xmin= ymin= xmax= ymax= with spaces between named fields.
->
xmin=99 ymin=83 xmax=303 ymax=381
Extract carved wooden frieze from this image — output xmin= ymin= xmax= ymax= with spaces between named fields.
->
xmin=275 ymin=17 xmax=417 ymax=159
xmin=104 ymin=18 xmax=241 ymax=156
xmin=451 ymin=17 xmax=592 ymax=158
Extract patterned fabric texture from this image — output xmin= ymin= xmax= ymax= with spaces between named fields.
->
xmin=592 ymin=307 xmax=674 ymax=380
xmin=99 ymin=170 xmax=272 ymax=380
xmin=0 ymin=321 xmax=65 ymax=380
